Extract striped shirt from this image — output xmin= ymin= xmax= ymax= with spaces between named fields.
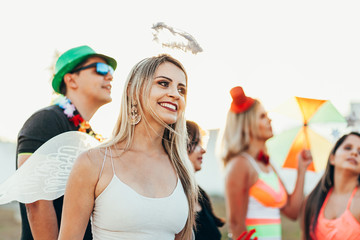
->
xmin=242 ymin=153 xmax=287 ymax=240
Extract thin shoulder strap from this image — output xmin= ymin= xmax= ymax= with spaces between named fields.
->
xmin=346 ymin=186 xmax=358 ymax=209
xmin=241 ymin=152 xmax=262 ymax=174
xmin=108 ymin=146 xmax=115 ymax=174
xmin=99 ymin=147 xmax=108 ymax=178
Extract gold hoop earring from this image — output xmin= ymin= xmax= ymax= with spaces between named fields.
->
xmin=130 ymin=101 xmax=141 ymax=125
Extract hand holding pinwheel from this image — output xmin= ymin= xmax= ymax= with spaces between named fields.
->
xmin=297 ymin=149 xmax=313 ymax=174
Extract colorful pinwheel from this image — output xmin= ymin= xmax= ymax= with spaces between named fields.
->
xmin=267 ymin=97 xmax=347 ymax=172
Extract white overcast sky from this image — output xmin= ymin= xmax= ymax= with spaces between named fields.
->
xmin=1 ymin=0 xmax=360 ymax=141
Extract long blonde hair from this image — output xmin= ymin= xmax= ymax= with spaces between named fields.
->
xmin=216 ymin=100 xmax=260 ymax=166
xmin=104 ymin=54 xmax=197 ymax=239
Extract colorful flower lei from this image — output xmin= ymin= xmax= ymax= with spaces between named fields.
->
xmin=52 ymin=95 xmax=104 ymax=142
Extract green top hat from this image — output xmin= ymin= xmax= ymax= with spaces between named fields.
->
xmin=52 ymin=45 xmax=117 ymax=93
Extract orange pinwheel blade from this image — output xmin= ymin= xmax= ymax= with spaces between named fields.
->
xmin=295 ymin=97 xmax=326 ymax=124
xmin=282 ymin=127 xmax=315 ymax=171
xmin=282 ymin=127 xmax=332 ymax=171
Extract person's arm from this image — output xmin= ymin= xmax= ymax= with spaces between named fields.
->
xmin=280 ymin=150 xmax=312 ymax=220
xmin=58 ymin=151 xmax=99 ymax=239
xmin=225 ymin=156 xmax=251 ymax=239
xmin=18 ymin=154 xmax=59 ymax=240
xmin=16 ymin=108 xmax=68 ymax=239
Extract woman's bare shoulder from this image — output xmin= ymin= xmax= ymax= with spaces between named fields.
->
xmin=225 ymin=154 xmax=252 ymax=177
xmin=73 ymin=147 xmax=106 ymax=174
xmin=227 ymin=154 xmax=251 ymax=169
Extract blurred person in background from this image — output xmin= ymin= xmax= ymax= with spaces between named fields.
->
xmin=186 ymin=120 xmax=225 ymax=240
xmin=217 ymin=86 xmax=312 ymax=240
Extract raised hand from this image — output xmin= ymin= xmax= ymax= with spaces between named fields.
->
xmin=298 ymin=149 xmax=313 ymax=173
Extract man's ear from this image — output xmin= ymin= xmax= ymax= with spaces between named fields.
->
xmin=63 ymin=73 xmax=78 ymax=90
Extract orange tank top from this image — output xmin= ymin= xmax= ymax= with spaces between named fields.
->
xmin=313 ymin=186 xmax=360 ymax=240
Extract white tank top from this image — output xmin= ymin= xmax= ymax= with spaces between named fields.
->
xmin=91 ymin=148 xmax=189 ymax=240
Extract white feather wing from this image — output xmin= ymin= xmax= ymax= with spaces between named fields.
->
xmin=0 ymin=131 xmax=100 ymax=204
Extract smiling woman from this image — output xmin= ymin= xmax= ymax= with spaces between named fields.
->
xmin=58 ymin=54 xmax=197 ymax=240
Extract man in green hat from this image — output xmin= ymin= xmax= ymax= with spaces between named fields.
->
xmin=16 ymin=45 xmax=117 ymax=240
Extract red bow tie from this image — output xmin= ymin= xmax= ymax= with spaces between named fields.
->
xmin=257 ymin=151 xmax=269 ymax=165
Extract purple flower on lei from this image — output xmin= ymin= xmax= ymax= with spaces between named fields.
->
xmin=63 ymin=103 xmax=76 ymax=118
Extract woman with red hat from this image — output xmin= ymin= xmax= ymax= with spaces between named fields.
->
xmin=216 ymin=86 xmax=312 ymax=240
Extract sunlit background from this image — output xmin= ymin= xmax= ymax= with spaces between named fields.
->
xmin=2 ymin=0 xmax=360 ymax=140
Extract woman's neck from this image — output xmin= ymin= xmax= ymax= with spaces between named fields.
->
xmin=246 ymin=138 xmax=267 ymax=158
xmin=130 ymin=120 xmax=165 ymax=152
xmin=333 ymin=169 xmax=359 ymax=193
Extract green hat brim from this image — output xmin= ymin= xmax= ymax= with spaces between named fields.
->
xmin=52 ymin=53 xmax=117 ymax=93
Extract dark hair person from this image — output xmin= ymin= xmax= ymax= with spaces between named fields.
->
xmin=16 ymin=45 xmax=116 ymax=240
xmin=302 ymin=132 xmax=360 ymax=240
xmin=186 ymin=120 xmax=225 ymax=240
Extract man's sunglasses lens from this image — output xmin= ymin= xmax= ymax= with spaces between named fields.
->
xmin=96 ymin=63 xmax=114 ymax=76
xmin=72 ymin=62 xmax=114 ymax=76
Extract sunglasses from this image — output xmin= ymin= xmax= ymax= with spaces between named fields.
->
xmin=71 ymin=62 xmax=114 ymax=76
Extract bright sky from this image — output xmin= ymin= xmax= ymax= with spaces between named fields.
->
xmin=1 ymin=0 xmax=360 ymax=141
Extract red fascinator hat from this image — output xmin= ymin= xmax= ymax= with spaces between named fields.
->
xmin=230 ymin=86 xmax=255 ymax=113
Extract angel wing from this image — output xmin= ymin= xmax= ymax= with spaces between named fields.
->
xmin=0 ymin=131 xmax=100 ymax=204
